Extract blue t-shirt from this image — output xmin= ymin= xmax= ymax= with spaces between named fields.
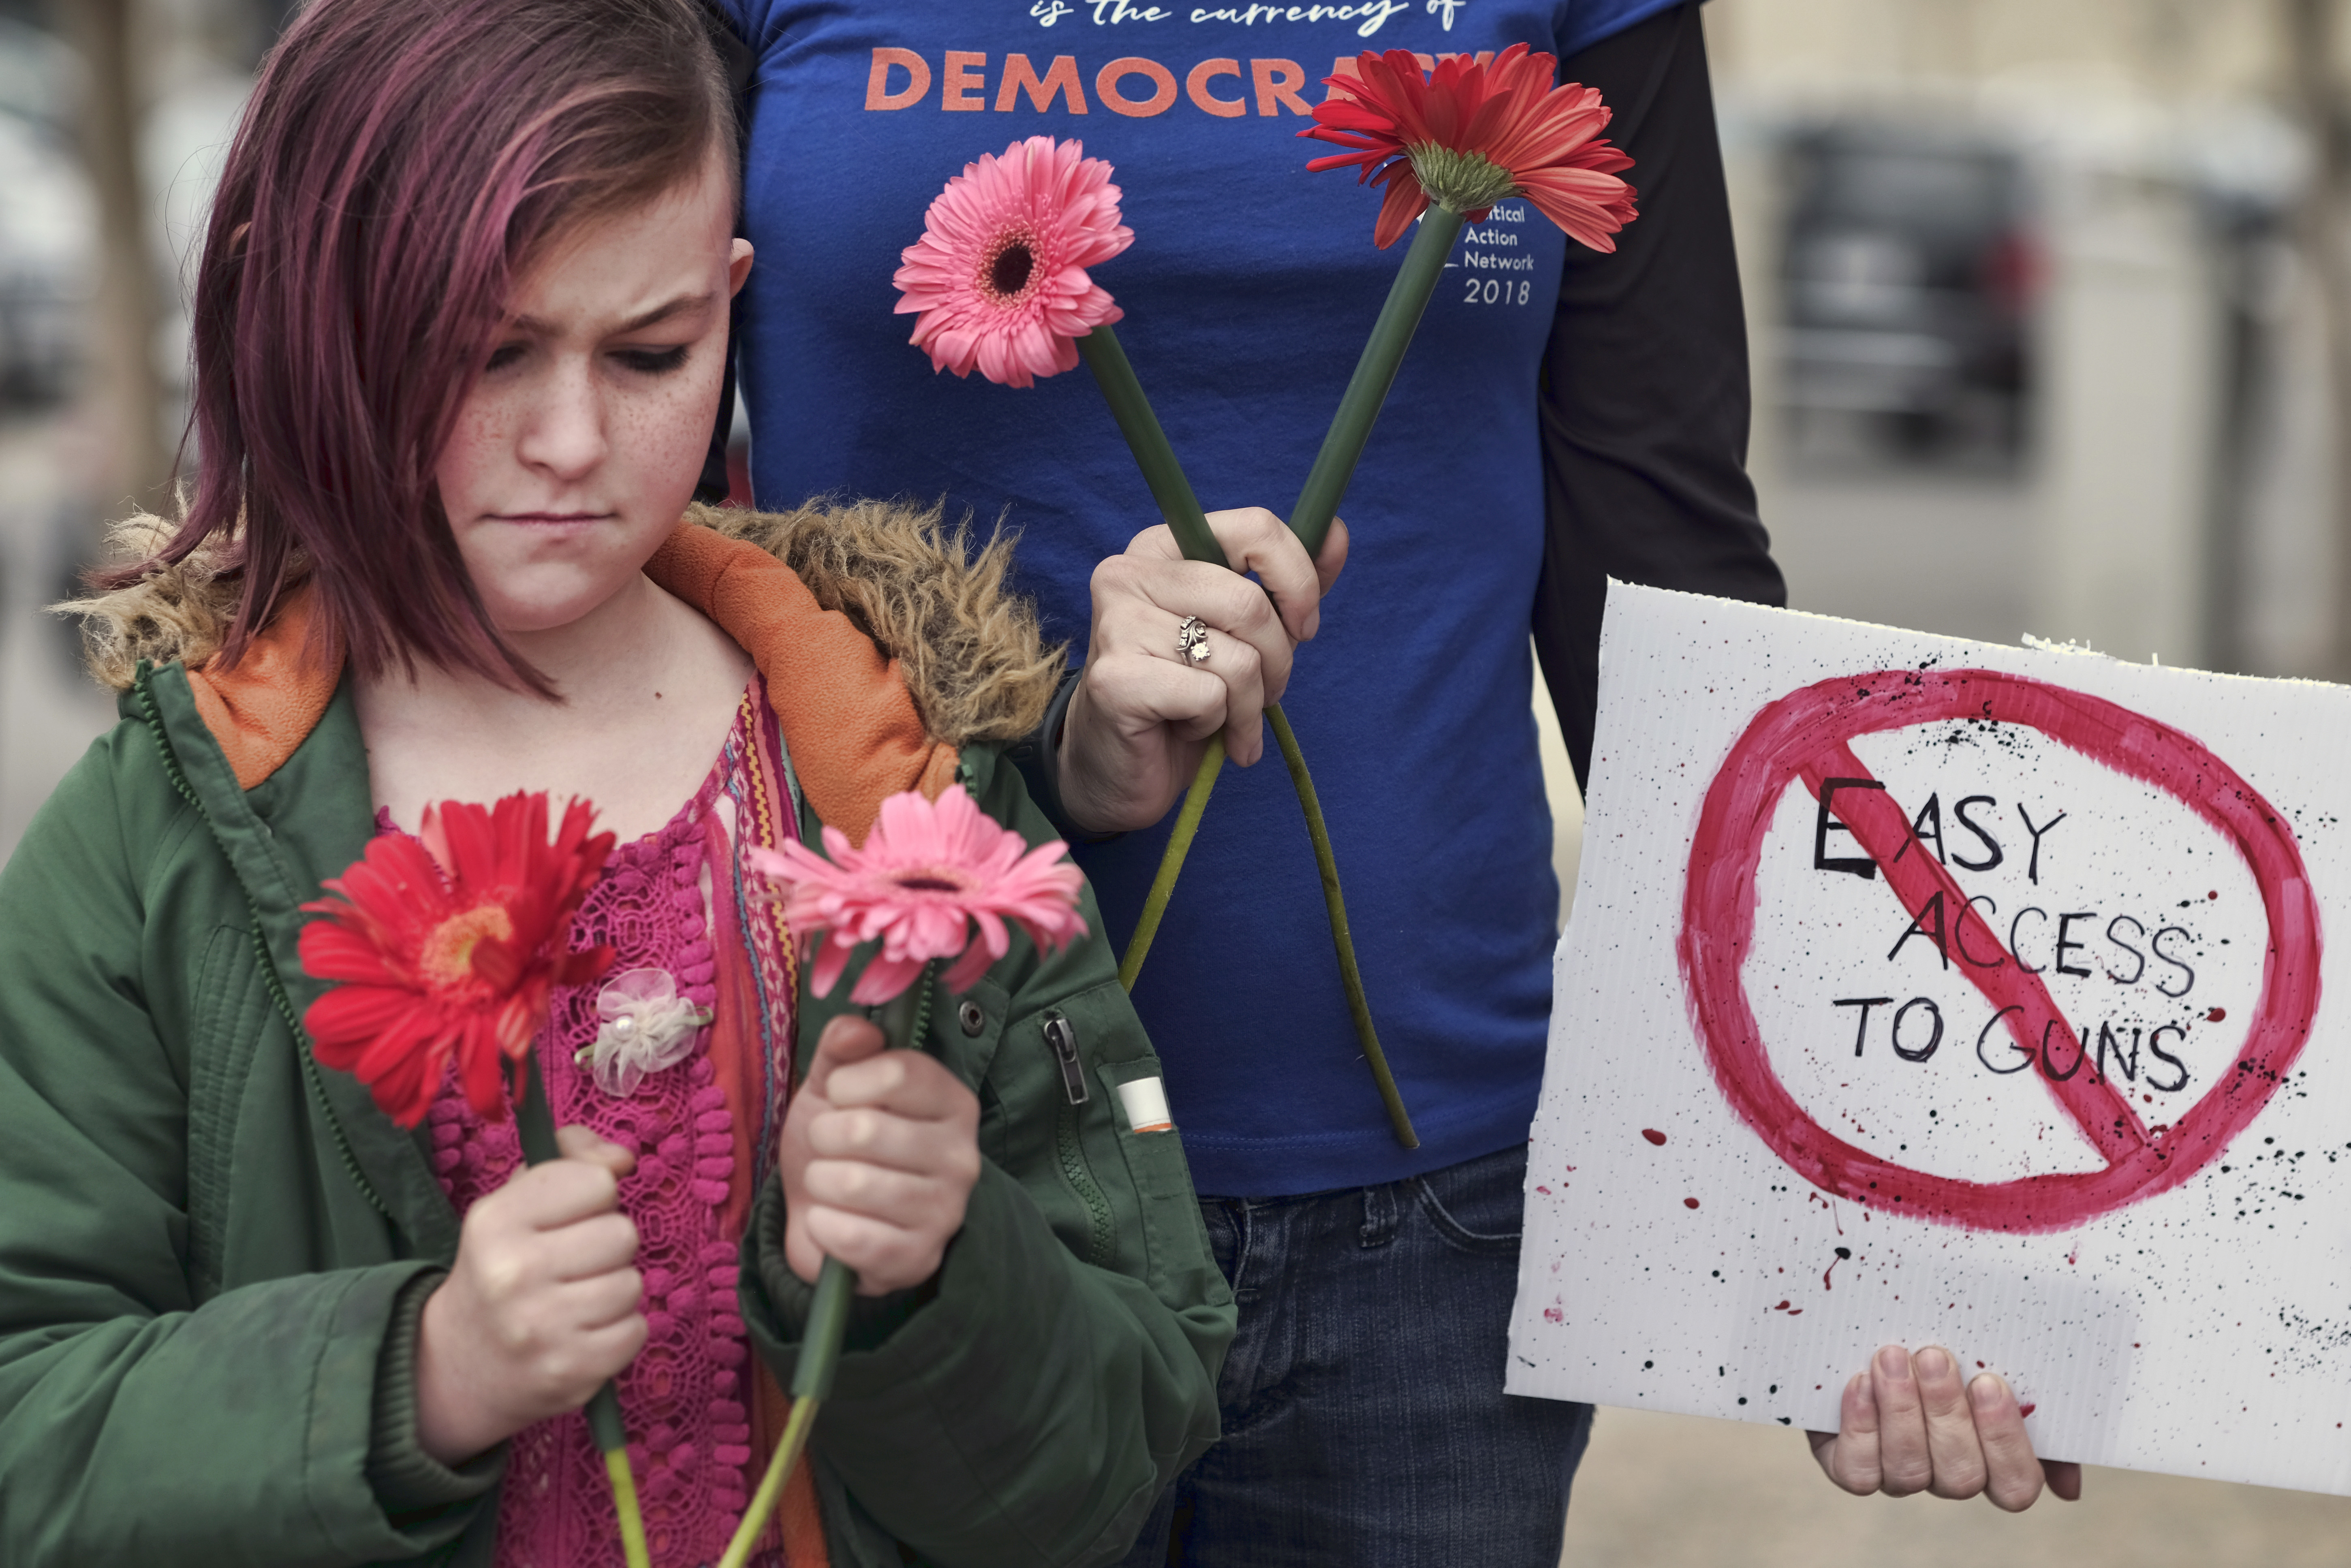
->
xmin=726 ymin=0 xmax=1678 ymax=1195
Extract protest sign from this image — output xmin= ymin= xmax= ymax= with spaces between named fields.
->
xmin=1507 ymin=583 xmax=2351 ymax=1494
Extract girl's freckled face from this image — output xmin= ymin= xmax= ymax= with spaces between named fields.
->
xmin=434 ymin=152 xmax=751 ymax=637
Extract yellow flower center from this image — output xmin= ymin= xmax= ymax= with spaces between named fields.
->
xmin=419 ymin=904 xmax=515 ymax=990
xmin=976 ymin=223 xmax=1040 ymax=307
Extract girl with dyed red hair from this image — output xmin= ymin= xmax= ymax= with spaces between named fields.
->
xmin=0 ymin=1 xmax=1229 ymax=1564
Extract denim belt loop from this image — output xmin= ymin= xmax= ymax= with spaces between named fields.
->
xmin=1359 ymin=1180 xmax=1398 ymax=1248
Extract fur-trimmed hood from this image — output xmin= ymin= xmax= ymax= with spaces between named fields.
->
xmin=61 ymin=499 xmax=1065 ymax=844
xmin=65 ymin=498 xmax=1064 ymax=750
xmin=693 ymin=500 xmax=1062 ymax=750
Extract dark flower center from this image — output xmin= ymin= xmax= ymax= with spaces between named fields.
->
xmin=892 ymin=873 xmax=964 ymax=893
xmin=991 ymin=243 xmax=1034 ymax=297
xmin=976 ymin=223 xmax=1043 ymax=306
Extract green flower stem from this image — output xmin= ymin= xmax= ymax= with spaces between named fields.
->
xmin=1287 ymin=206 xmax=1467 ymax=556
xmin=1266 ymin=706 xmax=1418 ymax=1150
xmin=714 ymin=1252 xmax=850 ymax=1568
xmin=1074 ymin=320 xmax=1402 ymax=1140
xmin=718 ymin=972 xmax=931 ymax=1568
xmin=516 ymin=1055 xmax=652 ymax=1568
xmin=1117 ymin=734 xmax=1225 ymax=991
xmin=719 ymin=1387 xmax=819 ymax=1568
xmin=1076 ymin=324 xmax=1227 ymax=569
xmin=1078 ymin=322 xmax=1238 ymax=999
xmin=792 ymin=1258 xmax=857 ymax=1402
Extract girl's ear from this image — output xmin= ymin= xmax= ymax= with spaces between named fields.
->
xmin=728 ymin=239 xmax=754 ymax=298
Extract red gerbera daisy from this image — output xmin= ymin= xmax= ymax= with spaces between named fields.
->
xmin=1302 ymin=43 xmax=1638 ymax=251
xmin=299 ymin=793 xmax=616 ymax=1127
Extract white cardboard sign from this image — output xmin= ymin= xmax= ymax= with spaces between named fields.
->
xmin=1508 ymin=583 xmax=2351 ymax=1494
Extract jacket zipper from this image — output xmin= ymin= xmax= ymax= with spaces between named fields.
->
xmin=1043 ymin=1010 xmax=1114 ymax=1269
xmin=135 ymin=664 xmax=393 ymax=1223
xmin=1041 ymin=1009 xmax=1088 ymax=1106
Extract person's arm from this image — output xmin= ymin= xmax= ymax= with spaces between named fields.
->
xmin=0 ymin=730 xmax=498 ymax=1566
xmin=1536 ymin=0 xmax=1787 ymax=789
xmin=1544 ymin=7 xmax=2071 ymax=1508
xmin=741 ymin=742 xmax=1233 ymax=1566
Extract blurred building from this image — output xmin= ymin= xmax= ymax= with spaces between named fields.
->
xmin=1709 ymin=0 xmax=2331 ymax=681
xmin=1711 ymin=0 xmax=2287 ymax=94
xmin=0 ymin=0 xmax=266 ymax=862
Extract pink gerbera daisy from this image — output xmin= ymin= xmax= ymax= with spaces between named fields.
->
xmin=892 ymin=135 xmax=1134 ymax=389
xmin=1302 ymin=44 xmax=1637 ymax=251
xmin=749 ymin=785 xmax=1088 ymax=1004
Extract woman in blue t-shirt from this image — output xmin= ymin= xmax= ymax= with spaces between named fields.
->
xmin=711 ymin=0 xmax=2075 ymax=1555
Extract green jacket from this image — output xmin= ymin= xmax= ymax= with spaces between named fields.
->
xmin=0 ymin=506 xmax=1233 ymax=1567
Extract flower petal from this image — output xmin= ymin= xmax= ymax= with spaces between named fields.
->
xmin=849 ymin=951 xmax=927 ymax=1007
xmin=756 ymin=785 xmax=1088 ymax=1004
xmin=298 ymin=789 xmax=613 ymax=1130
xmin=939 ymin=933 xmax=996 ymax=995
xmin=1306 ymin=47 xmax=1638 ymax=252
xmin=1372 ymin=164 xmax=1431 ymax=250
xmin=889 ymin=137 xmax=1128 ymax=387
xmin=808 ymin=931 xmax=851 ymax=999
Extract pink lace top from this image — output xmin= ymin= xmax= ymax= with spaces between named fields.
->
xmin=419 ymin=679 xmax=808 ymax=1568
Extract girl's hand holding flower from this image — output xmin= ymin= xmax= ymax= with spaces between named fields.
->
xmin=752 ymin=783 xmax=1075 ymax=1296
xmin=779 ymin=1014 xmax=983 ymax=1297
xmin=415 ymin=1126 xmax=648 ymax=1466
xmin=1059 ymin=508 xmax=1348 ymax=835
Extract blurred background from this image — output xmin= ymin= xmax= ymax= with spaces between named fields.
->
xmin=9 ymin=0 xmax=2351 ymax=1560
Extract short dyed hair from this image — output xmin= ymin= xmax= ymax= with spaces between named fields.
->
xmin=114 ymin=0 xmax=735 ymax=689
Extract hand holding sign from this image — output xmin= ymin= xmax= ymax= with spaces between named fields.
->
xmin=1808 ymin=1344 xmax=2081 ymax=1510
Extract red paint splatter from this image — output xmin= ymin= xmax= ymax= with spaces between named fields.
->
xmin=1823 ymin=1245 xmax=1851 ymax=1290
xmin=1683 ymin=1197 xmax=1700 ymax=1209
xmin=2209 ymin=890 xmax=2219 ymax=900
xmin=2206 ymin=1007 xmax=2227 ymax=1023
xmin=1543 ymin=1305 xmax=1563 ymax=1324
xmin=1641 ymin=1128 xmax=1667 ymax=1146
xmin=1679 ymin=667 xmax=2321 ymax=1235
xmin=2018 ymin=1402 xmax=2037 ymax=1418
xmin=1535 ymin=1184 xmax=1552 ymax=1194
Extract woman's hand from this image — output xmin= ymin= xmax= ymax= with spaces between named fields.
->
xmin=1809 ymin=1344 xmax=2082 ymax=1510
xmin=778 ymin=1013 xmax=982 ymax=1297
xmin=1058 ymin=508 xmax=1348 ymax=835
xmin=415 ymin=1126 xmax=646 ymax=1466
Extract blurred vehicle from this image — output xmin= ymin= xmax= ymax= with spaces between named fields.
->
xmin=0 ymin=18 xmax=93 ymax=408
xmin=1780 ymin=122 xmax=2037 ymax=458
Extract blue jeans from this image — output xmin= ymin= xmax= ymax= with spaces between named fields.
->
xmin=1115 ymin=1143 xmax=1595 ymax=1567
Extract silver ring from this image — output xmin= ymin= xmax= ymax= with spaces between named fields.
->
xmin=1176 ymin=615 xmax=1211 ymax=668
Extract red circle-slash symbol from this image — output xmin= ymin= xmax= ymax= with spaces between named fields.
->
xmin=1679 ymin=668 xmax=2323 ymax=1233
